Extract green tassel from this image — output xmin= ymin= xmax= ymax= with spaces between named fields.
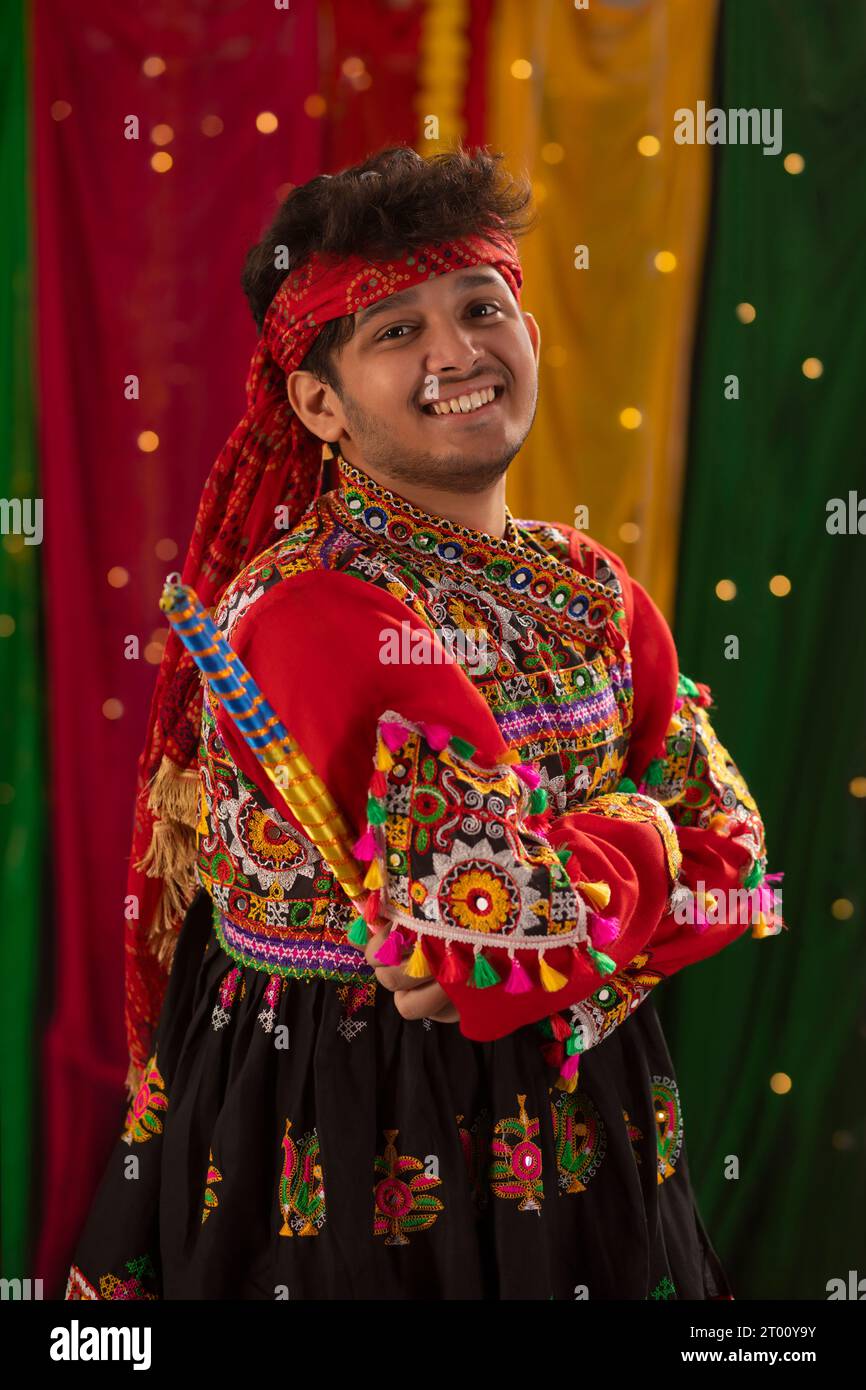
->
xmin=529 ymin=786 xmax=548 ymax=814
xmin=643 ymin=758 xmax=666 ymax=787
xmin=611 ymin=607 xmax=626 ymax=630
xmin=366 ymin=796 xmax=387 ymax=825
xmin=616 ymin=777 xmax=637 ymax=794
xmin=449 ymin=735 xmax=476 ymax=760
xmin=347 ymin=914 xmax=370 ymax=947
xmin=471 ymin=951 xmax=501 ymax=988
xmin=586 ymin=944 xmax=616 ymax=976
xmin=565 ymin=1029 xmax=585 ymax=1056
xmin=743 ymin=861 xmax=764 ymax=890
xmin=556 ymin=846 xmax=573 ymax=867
xmin=677 ymin=673 xmax=699 ymax=697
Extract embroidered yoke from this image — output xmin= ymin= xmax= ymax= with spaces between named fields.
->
xmin=197 ymin=457 xmax=780 ymax=1067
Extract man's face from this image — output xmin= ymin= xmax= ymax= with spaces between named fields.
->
xmin=293 ymin=266 xmax=540 ymax=494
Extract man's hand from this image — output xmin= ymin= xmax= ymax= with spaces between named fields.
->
xmin=351 ymin=921 xmax=460 ymax=1023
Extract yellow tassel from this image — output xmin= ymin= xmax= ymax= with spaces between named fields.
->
xmin=576 ymin=880 xmax=611 ymax=911
xmin=363 ymin=858 xmax=384 ymax=890
xmin=376 ymin=742 xmax=395 ymax=773
xmin=404 ymin=939 xmax=432 ymax=978
xmin=752 ymin=913 xmax=773 ymax=938
xmin=197 ymin=783 xmax=209 ymax=837
xmin=538 ymin=955 xmax=569 ymax=991
xmin=708 ymin=813 xmax=729 ymax=834
xmin=554 ymin=1071 xmax=579 ymax=1094
xmin=134 ymin=817 xmax=197 ymax=884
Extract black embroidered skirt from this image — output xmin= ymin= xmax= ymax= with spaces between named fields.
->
xmin=65 ymin=887 xmax=733 ymax=1301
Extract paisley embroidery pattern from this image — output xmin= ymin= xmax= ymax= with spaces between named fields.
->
xmin=121 ymin=1053 xmax=168 ymax=1146
xmin=373 ymin=1129 xmax=444 ymax=1244
xmin=489 ymin=1093 xmax=544 ymax=1212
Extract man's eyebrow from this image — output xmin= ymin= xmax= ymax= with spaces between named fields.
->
xmin=355 ymin=270 xmax=506 ymax=328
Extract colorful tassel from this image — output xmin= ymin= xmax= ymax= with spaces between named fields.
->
xmin=559 ymin=1052 xmax=580 ymax=1080
xmin=449 ymin=734 xmax=476 ymax=761
xmin=353 ymin=828 xmax=378 ymax=861
xmin=677 ymin=673 xmax=699 ymax=697
xmin=529 ymin=786 xmax=548 ymax=814
xmin=375 ymin=742 xmax=395 ymax=773
xmin=589 ymin=912 xmax=620 ymax=948
xmin=565 ymin=1028 xmax=584 ymax=1056
xmin=513 ymin=762 xmax=541 ymax=789
xmin=548 ymin=1012 xmax=572 ymax=1042
xmin=380 ymin=720 xmax=411 ymax=752
xmin=347 ymin=914 xmax=369 ymax=948
xmin=743 ymin=860 xmax=764 ymax=890
xmin=585 ymin=944 xmax=616 ymax=976
xmin=503 ymin=954 xmax=534 ymax=994
xmin=361 ymin=889 xmax=381 ymax=923
xmin=470 ymin=949 xmax=501 ymax=988
xmin=421 ymin=722 xmax=451 ymax=751
xmin=439 ymin=942 xmax=470 ymax=984
xmin=555 ymin=846 xmax=573 ymax=868
xmin=576 ymin=879 xmax=611 ymax=911
xmin=615 ymin=776 xmax=637 ymax=794
xmin=642 ymin=758 xmax=665 ymax=787
xmin=362 ymin=858 xmax=383 ymax=890
xmin=404 ymin=938 xmax=433 ymax=978
xmin=672 ymin=696 xmax=685 ymax=713
xmin=366 ymin=795 xmax=387 ymax=825
xmin=373 ymin=929 xmax=407 ymax=965
xmin=538 ymin=954 xmax=569 ymax=992
xmin=369 ymin=769 xmax=388 ymax=799
xmin=541 ymin=1040 xmax=565 ymax=1069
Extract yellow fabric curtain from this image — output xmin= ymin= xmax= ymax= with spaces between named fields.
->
xmin=486 ymin=0 xmax=718 ymax=618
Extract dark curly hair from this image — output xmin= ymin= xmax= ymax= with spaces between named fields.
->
xmin=240 ymin=142 xmax=536 ymax=394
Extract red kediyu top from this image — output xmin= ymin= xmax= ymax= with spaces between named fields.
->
xmin=212 ymin=492 xmax=782 ymax=1049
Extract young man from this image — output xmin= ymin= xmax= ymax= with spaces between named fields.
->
xmin=66 ymin=144 xmax=782 ymax=1301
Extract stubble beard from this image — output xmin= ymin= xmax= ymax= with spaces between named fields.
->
xmin=336 ymin=386 xmax=537 ymax=495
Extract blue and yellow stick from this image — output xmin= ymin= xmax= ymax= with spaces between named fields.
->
xmin=158 ymin=576 xmax=365 ymax=905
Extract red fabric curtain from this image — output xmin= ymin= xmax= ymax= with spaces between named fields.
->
xmin=33 ymin=0 xmax=324 ymax=1294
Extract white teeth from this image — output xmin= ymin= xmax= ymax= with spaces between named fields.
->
xmin=427 ymin=385 xmax=497 ymax=416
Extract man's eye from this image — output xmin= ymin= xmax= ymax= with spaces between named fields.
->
xmin=471 ymin=302 xmax=502 ymax=317
xmin=377 ymin=303 xmax=502 ymax=342
xmin=378 ymin=324 xmax=413 ymax=342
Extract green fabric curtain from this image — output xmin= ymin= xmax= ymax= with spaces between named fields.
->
xmin=661 ymin=0 xmax=866 ymax=1299
xmin=0 ymin=0 xmax=42 ymax=1279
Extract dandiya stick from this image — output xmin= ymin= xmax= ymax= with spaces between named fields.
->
xmin=158 ymin=576 xmax=365 ymax=905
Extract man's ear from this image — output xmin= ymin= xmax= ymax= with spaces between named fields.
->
xmin=286 ymin=369 xmax=343 ymax=443
xmin=522 ymin=310 xmax=541 ymax=365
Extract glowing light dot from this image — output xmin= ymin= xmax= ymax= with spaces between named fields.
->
xmin=342 ymin=56 xmax=366 ymax=78
xmin=107 ymin=567 xmax=129 ymax=588
xmin=201 ymin=115 xmax=224 ymax=137
xmin=831 ymin=898 xmax=854 ymax=921
xmin=137 ymin=430 xmax=160 ymax=453
xmin=618 ymin=522 xmax=640 ymax=544
xmin=531 ymin=180 xmax=548 ymax=206
xmin=849 ymin=777 xmax=866 ymax=799
xmin=142 ymin=56 xmax=166 ymax=78
xmin=637 ymin=134 xmax=660 ymax=157
xmin=715 ymin=579 xmax=737 ymax=601
xmin=769 ymin=574 xmax=791 ymax=597
xmin=832 ymin=1131 xmax=855 ymax=1151
xmin=802 ymin=357 xmax=823 ymax=379
xmin=151 ymin=151 xmax=173 ymax=173
xmin=51 ymin=100 xmax=72 ymax=121
xmin=0 ymin=614 xmax=15 ymax=637
xmin=541 ymin=142 xmax=564 ymax=164
xmin=770 ymin=1073 xmax=792 ymax=1095
xmin=256 ymin=111 xmax=279 ymax=134
xmin=2 ymin=535 xmax=25 ymax=555
xmin=155 ymin=538 xmax=178 ymax=561
xmin=304 ymin=94 xmax=327 ymax=118
xmin=511 ymin=59 xmax=533 ymax=79
xmin=103 ymin=698 xmax=124 ymax=720
xmin=151 ymin=123 xmax=174 ymax=146
xmin=654 ymin=250 xmax=677 ymax=273
xmin=783 ymin=152 xmax=805 ymax=174
xmin=619 ymin=407 xmax=642 ymax=430
xmin=736 ymin=302 xmax=756 ymax=324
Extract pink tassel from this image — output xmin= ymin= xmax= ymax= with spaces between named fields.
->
xmin=380 ymin=720 xmax=411 ymax=751
xmin=559 ymin=1052 xmax=580 ymax=1080
xmin=513 ymin=763 xmax=541 ymax=788
xmin=504 ymin=955 xmax=534 ymax=994
xmin=692 ymin=902 xmax=710 ymax=934
xmin=589 ymin=913 xmax=620 ymax=948
xmin=353 ymin=828 xmax=377 ymax=860
xmin=764 ymin=871 xmax=784 ymax=882
xmin=672 ymin=696 xmax=685 ymax=712
xmin=421 ymin=722 xmax=451 ymax=751
xmin=374 ymin=929 xmax=407 ymax=965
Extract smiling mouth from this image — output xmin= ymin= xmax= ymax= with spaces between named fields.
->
xmin=419 ymin=384 xmax=505 ymax=420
